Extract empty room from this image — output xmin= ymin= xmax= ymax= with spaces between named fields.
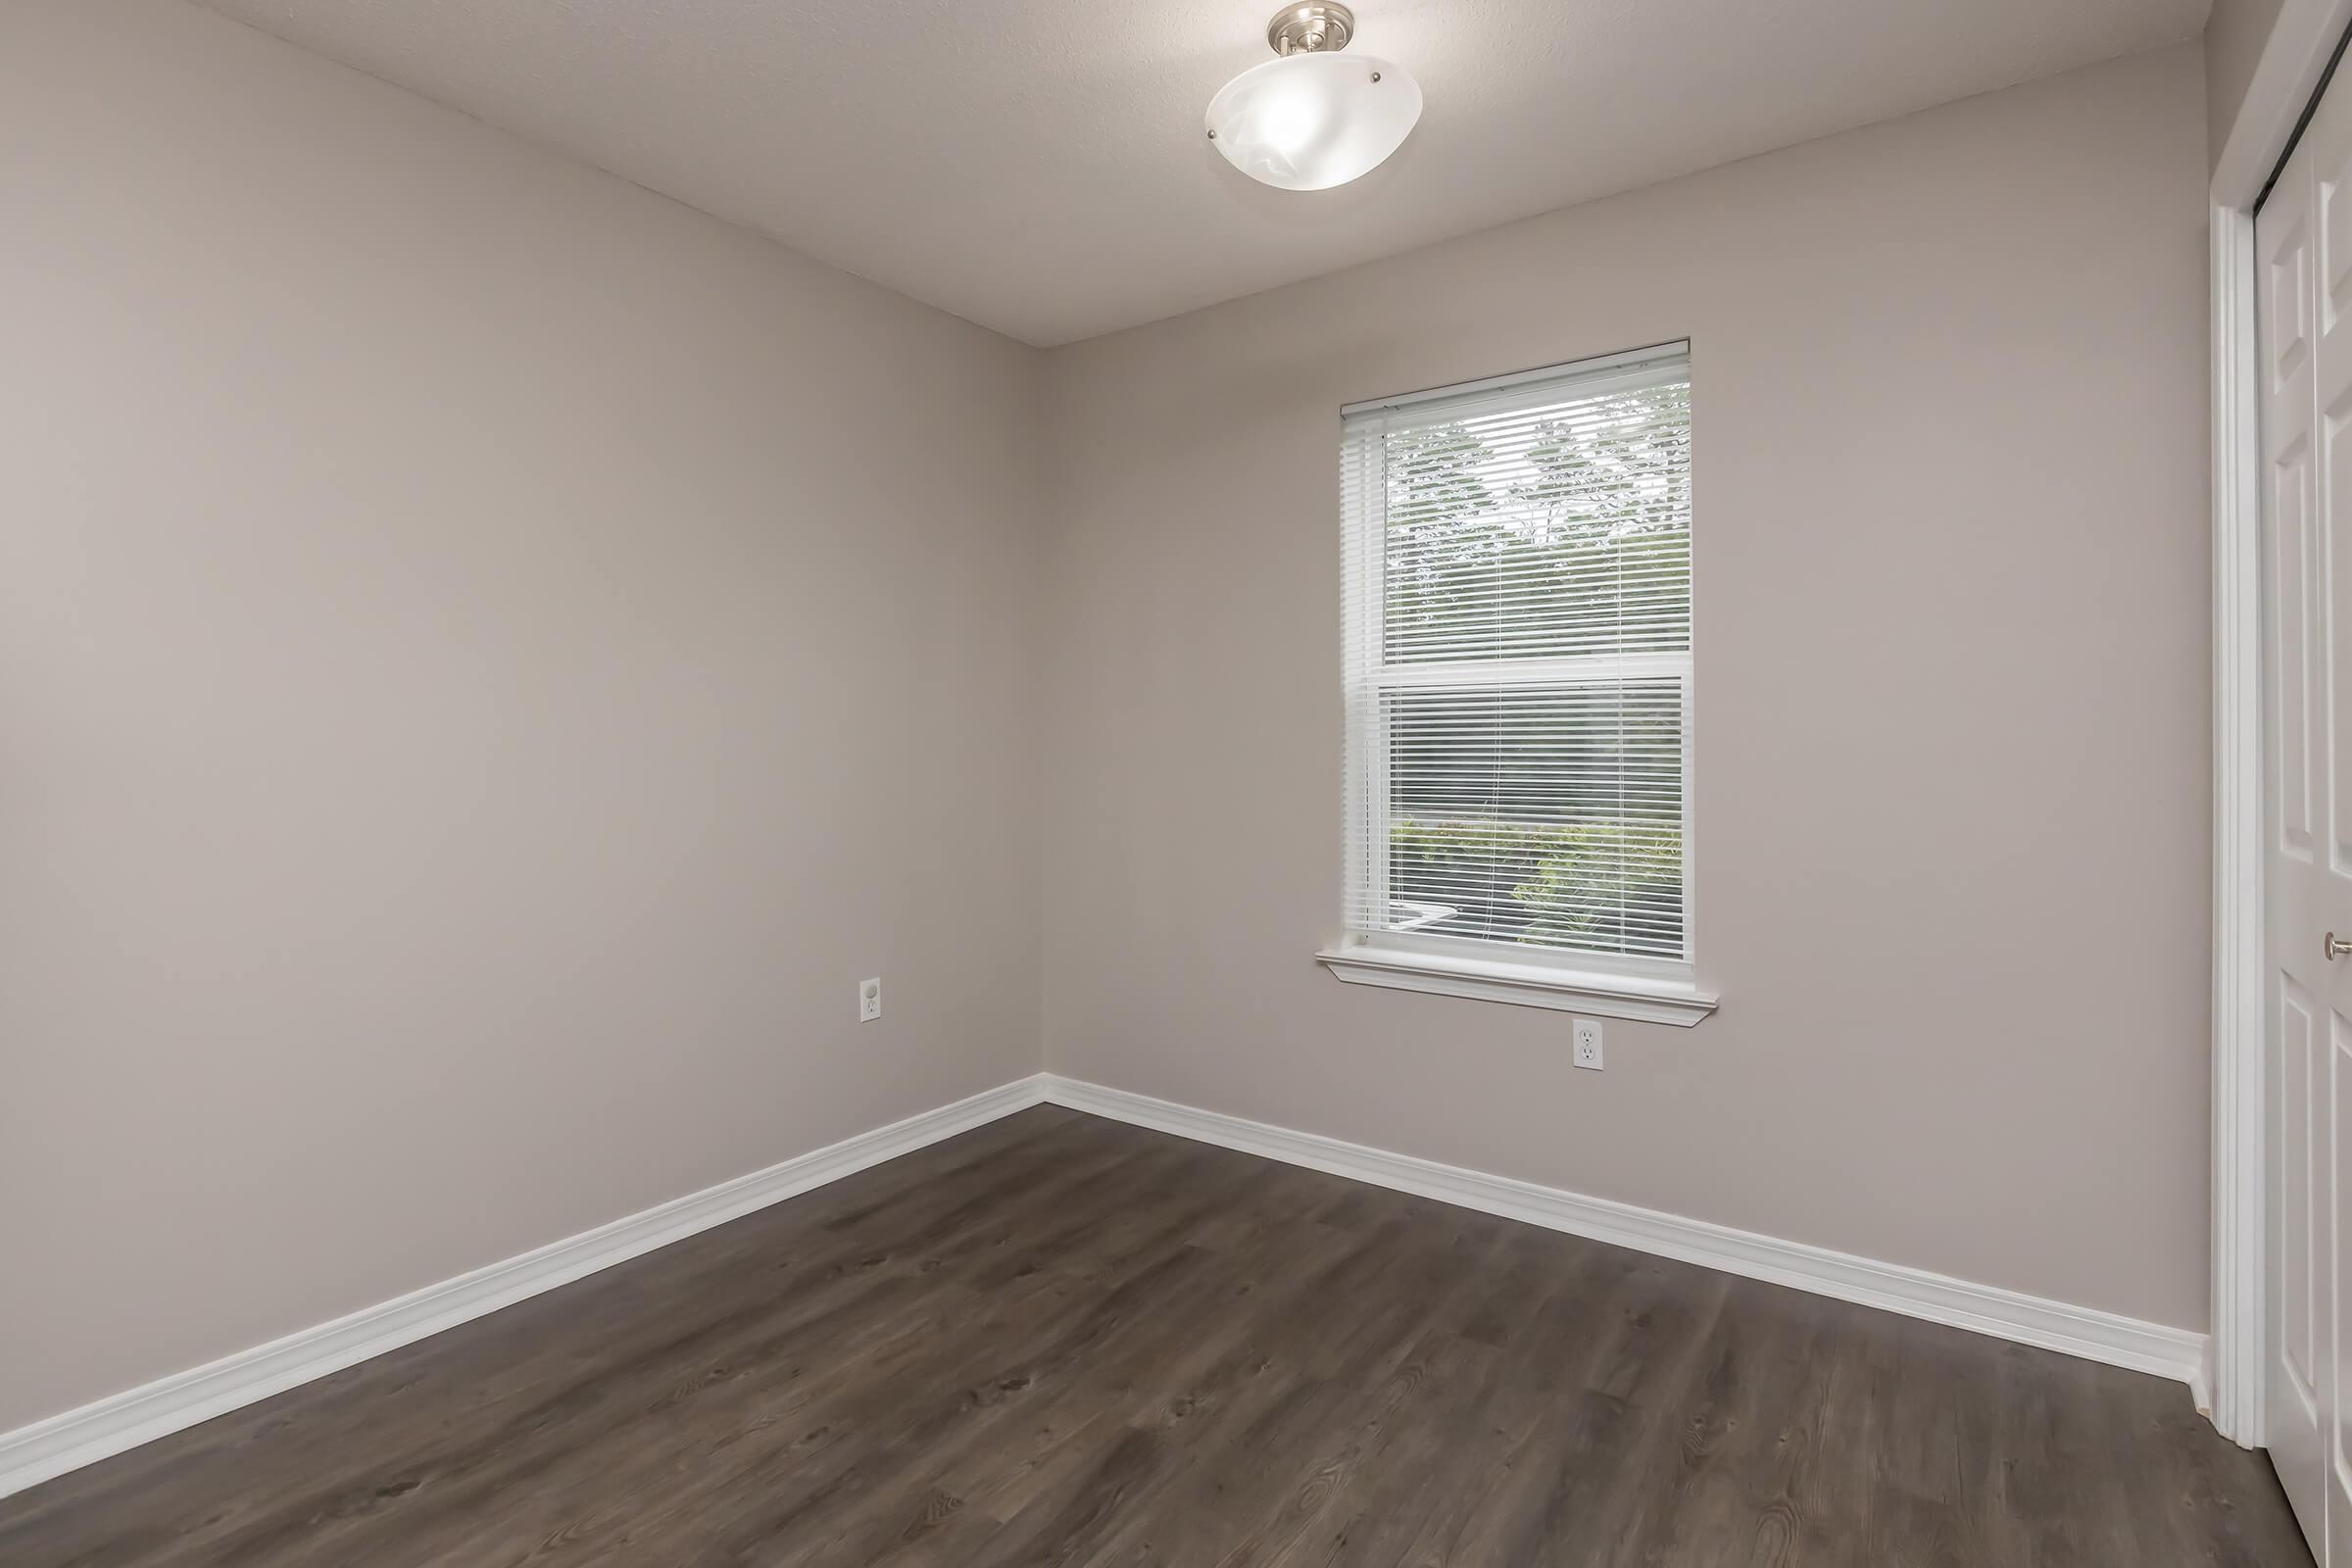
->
xmin=2 ymin=0 xmax=2343 ymax=1561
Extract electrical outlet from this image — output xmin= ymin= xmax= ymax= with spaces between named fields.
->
xmin=858 ymin=977 xmax=881 ymax=1023
xmin=1572 ymin=1017 xmax=1603 ymax=1070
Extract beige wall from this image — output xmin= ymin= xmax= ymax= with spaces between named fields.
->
xmin=2207 ymin=0 xmax=2289 ymax=167
xmin=0 ymin=1 xmax=1044 ymax=1431
xmin=1040 ymin=45 xmax=2215 ymax=1331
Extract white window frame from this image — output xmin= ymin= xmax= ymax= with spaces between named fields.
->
xmin=1316 ymin=341 xmax=1719 ymax=1026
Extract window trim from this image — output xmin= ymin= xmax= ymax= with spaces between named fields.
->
xmin=1338 ymin=338 xmax=1693 ymax=418
xmin=1330 ymin=340 xmax=1709 ymax=1022
xmin=1314 ymin=943 xmax=1720 ymax=1026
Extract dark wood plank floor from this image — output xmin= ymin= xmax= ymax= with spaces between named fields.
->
xmin=0 ymin=1105 xmax=2309 ymax=1566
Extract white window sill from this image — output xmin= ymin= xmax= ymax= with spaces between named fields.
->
xmin=1314 ymin=946 xmax=1719 ymax=1027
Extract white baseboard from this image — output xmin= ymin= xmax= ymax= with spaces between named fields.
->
xmin=1039 ymin=1075 xmax=2209 ymax=1396
xmin=2 ymin=1066 xmax=2211 ymax=1501
xmin=0 ymin=1074 xmax=1050 ymax=1501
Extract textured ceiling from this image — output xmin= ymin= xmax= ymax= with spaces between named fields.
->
xmin=197 ymin=0 xmax=2212 ymax=346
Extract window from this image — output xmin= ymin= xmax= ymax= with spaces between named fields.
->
xmin=1319 ymin=342 xmax=1716 ymax=1024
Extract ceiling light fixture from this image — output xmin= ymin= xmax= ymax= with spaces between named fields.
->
xmin=1204 ymin=4 xmax=1421 ymax=192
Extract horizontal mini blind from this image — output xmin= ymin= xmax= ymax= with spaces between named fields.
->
xmin=1341 ymin=344 xmax=1692 ymax=966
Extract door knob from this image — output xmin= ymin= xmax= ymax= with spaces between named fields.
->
xmin=2329 ymin=933 xmax=2352 ymax=960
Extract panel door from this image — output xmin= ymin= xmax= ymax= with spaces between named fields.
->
xmin=2263 ymin=86 xmax=2328 ymax=1565
xmin=2262 ymin=55 xmax=2352 ymax=1564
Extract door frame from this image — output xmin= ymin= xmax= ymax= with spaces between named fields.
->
xmin=2214 ymin=0 xmax=2352 ymax=1449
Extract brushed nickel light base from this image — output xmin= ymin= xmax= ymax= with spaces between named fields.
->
xmin=1266 ymin=2 xmax=1354 ymax=56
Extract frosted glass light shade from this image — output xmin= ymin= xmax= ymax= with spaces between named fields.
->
xmin=1204 ymin=53 xmax=1421 ymax=191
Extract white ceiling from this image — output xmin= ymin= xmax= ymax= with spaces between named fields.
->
xmin=199 ymin=0 xmax=2211 ymax=346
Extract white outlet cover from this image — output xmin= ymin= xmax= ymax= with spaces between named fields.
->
xmin=1572 ymin=1017 xmax=1602 ymax=1069
xmin=859 ymin=977 xmax=881 ymax=1022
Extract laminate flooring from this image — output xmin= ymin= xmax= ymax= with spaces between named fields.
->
xmin=0 ymin=1105 xmax=2309 ymax=1566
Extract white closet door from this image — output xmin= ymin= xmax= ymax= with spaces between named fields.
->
xmin=2263 ymin=56 xmax=2352 ymax=1566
